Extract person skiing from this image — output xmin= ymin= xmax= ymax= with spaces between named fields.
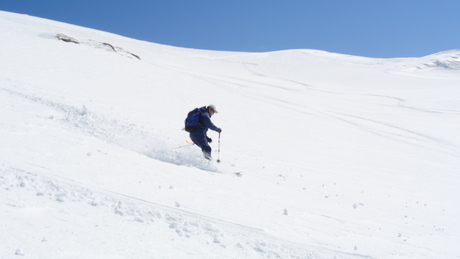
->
xmin=188 ymin=105 xmax=222 ymax=160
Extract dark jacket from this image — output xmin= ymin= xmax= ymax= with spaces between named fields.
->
xmin=198 ymin=107 xmax=220 ymax=133
xmin=189 ymin=107 xmax=220 ymax=153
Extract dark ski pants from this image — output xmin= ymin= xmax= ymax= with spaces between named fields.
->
xmin=190 ymin=130 xmax=211 ymax=157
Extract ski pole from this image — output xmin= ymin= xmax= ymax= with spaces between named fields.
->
xmin=217 ymin=132 xmax=221 ymax=163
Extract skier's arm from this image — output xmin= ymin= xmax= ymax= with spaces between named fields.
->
xmin=201 ymin=113 xmax=220 ymax=132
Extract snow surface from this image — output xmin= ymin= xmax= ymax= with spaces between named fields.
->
xmin=1 ymin=10 xmax=460 ymax=259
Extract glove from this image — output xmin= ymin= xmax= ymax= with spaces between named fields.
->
xmin=217 ymin=128 xmax=222 ymax=133
xmin=207 ymin=137 xmax=212 ymax=143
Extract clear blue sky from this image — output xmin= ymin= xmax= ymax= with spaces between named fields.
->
xmin=2 ymin=0 xmax=459 ymax=58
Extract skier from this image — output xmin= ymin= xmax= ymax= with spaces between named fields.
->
xmin=188 ymin=105 xmax=222 ymax=160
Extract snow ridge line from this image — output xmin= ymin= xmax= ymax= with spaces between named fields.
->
xmin=0 ymin=165 xmax=374 ymax=259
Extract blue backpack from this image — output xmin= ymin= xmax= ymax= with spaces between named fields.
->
xmin=184 ymin=107 xmax=205 ymax=132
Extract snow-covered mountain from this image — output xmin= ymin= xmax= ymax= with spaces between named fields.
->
xmin=1 ymin=10 xmax=459 ymax=259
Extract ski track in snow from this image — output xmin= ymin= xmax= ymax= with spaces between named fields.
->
xmin=171 ymin=64 xmax=460 ymax=160
xmin=0 ymin=85 xmax=219 ymax=173
xmin=325 ymin=111 xmax=460 ymax=158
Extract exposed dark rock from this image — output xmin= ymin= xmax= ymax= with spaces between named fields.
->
xmin=56 ymin=33 xmax=79 ymax=44
xmin=55 ymin=33 xmax=141 ymax=60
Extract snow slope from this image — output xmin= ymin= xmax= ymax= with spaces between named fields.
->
xmin=1 ymin=10 xmax=459 ymax=259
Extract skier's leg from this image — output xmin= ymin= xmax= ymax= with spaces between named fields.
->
xmin=201 ymin=145 xmax=212 ymax=160
xmin=190 ymin=132 xmax=212 ymax=160
xmin=190 ymin=133 xmax=202 ymax=148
